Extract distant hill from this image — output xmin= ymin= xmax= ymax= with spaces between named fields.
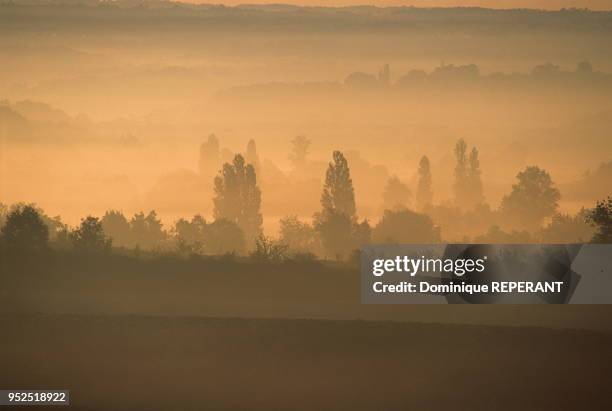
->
xmin=12 ymin=100 xmax=72 ymax=124
xmin=2 ymin=1 xmax=612 ymax=33
xmin=0 ymin=104 xmax=32 ymax=140
xmin=0 ymin=100 xmax=92 ymax=142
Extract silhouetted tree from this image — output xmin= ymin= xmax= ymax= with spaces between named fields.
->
xmin=314 ymin=151 xmax=369 ymax=259
xmin=4 ymin=203 xmax=65 ymax=242
xmin=586 ymin=196 xmax=612 ymax=243
xmin=382 ymin=176 xmax=411 ymax=210
xmin=416 ymin=156 xmax=433 ymax=211
xmin=130 ymin=211 xmax=166 ymax=249
xmin=453 ymin=138 xmax=469 ymax=208
xmin=213 ymin=154 xmax=263 ymax=249
xmin=432 ymin=63 xmax=480 ymax=81
xmin=204 ymin=219 xmax=246 ymax=255
xmin=353 ymin=219 xmax=372 ymax=247
xmin=175 ymin=215 xmax=207 ymax=254
xmin=45 ymin=215 xmax=66 ymax=242
xmin=251 ymin=235 xmax=288 ymax=262
xmin=0 ymin=203 xmax=8 ymax=228
xmin=576 ymin=60 xmax=593 ymax=74
xmin=0 ymin=204 xmax=49 ymax=251
xmin=425 ymin=202 xmax=495 ymax=242
xmin=278 ymin=215 xmax=317 ymax=254
xmin=321 ymin=151 xmax=356 ymax=220
xmin=540 ymin=210 xmax=594 ymax=243
xmin=453 ymin=139 xmax=483 ymax=209
xmin=345 ymin=71 xmax=379 ymax=89
xmin=199 ymin=133 xmax=220 ymax=176
xmin=245 ymin=139 xmax=261 ymax=176
xmin=289 ymin=135 xmax=311 ymax=170
xmin=315 ymin=151 xmax=355 ymax=259
xmin=373 ymin=209 xmax=440 ymax=244
xmin=53 ymin=226 xmax=72 ymax=250
xmin=397 ymin=69 xmax=427 ymax=87
xmin=101 ymin=210 xmax=131 ymax=247
xmin=532 ymin=62 xmax=561 ymax=77
xmin=378 ymin=64 xmax=390 ymax=86
xmin=467 ymin=147 xmax=484 ymax=206
xmin=500 ymin=166 xmax=560 ymax=230
xmin=474 ymin=225 xmax=532 ymax=244
xmin=71 ymin=216 xmax=111 ymax=253
xmin=314 ymin=209 xmax=353 ymax=259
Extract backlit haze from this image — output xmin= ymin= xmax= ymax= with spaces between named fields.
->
xmin=1 ymin=0 xmax=611 ymax=239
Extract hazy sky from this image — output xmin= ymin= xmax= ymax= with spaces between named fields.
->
xmin=189 ymin=1 xmax=612 ymax=10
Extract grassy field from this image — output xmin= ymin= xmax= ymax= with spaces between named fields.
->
xmin=2 ymin=251 xmax=612 ymax=331
xmin=1 ymin=314 xmax=611 ymax=411
xmin=2 ymin=252 xmax=611 ymax=410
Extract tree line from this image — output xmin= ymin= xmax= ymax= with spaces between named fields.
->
xmin=1 ymin=138 xmax=610 ymax=261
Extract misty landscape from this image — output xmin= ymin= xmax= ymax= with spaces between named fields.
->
xmin=1 ymin=1 xmax=612 ymax=410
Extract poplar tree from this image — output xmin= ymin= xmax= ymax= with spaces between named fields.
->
xmin=289 ymin=135 xmax=311 ymax=170
xmin=467 ymin=147 xmax=484 ymax=206
xmin=454 ymin=139 xmax=485 ymax=209
xmin=199 ymin=134 xmax=220 ymax=176
xmin=213 ymin=154 xmax=263 ymax=249
xmin=245 ymin=139 xmax=261 ymax=176
xmin=314 ymin=151 xmax=369 ymax=259
xmin=320 ymin=151 xmax=356 ymax=220
xmin=453 ymin=138 xmax=469 ymax=209
xmin=416 ymin=155 xmax=433 ymax=211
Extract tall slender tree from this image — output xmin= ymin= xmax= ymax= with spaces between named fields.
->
xmin=245 ymin=139 xmax=261 ymax=177
xmin=289 ymin=135 xmax=311 ymax=170
xmin=199 ymin=134 xmax=220 ymax=176
xmin=416 ymin=155 xmax=433 ymax=211
xmin=453 ymin=139 xmax=485 ymax=209
xmin=467 ymin=147 xmax=484 ymax=207
xmin=453 ymin=138 xmax=469 ymax=208
xmin=314 ymin=151 xmax=370 ymax=259
xmin=320 ymin=151 xmax=356 ymax=220
xmin=213 ymin=154 xmax=263 ymax=249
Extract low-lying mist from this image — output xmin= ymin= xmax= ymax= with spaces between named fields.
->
xmin=1 ymin=1 xmax=611 ymax=242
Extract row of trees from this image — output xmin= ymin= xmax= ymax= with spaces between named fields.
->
xmin=1 ymin=143 xmax=610 ymax=259
xmin=453 ymin=138 xmax=484 ymax=210
xmin=197 ymin=133 xmax=565 ymax=234
xmin=382 ymin=138 xmax=563 ymax=233
xmin=0 ymin=150 xmax=440 ymax=259
xmin=347 ymin=61 xmax=608 ymax=90
xmin=0 ymin=207 xmax=110 ymax=254
xmin=199 ymin=133 xmax=311 ymax=178
xmin=380 ymin=138 xmax=482 ymax=214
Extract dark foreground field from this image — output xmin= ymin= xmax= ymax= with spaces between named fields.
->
xmin=3 ymin=251 xmax=612 ymax=331
xmin=1 ymin=314 xmax=611 ymax=411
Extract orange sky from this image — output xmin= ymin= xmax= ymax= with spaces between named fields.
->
xmin=187 ymin=1 xmax=612 ymax=10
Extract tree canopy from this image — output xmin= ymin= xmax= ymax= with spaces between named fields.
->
xmin=213 ymin=154 xmax=263 ymax=249
xmin=501 ymin=166 xmax=560 ymax=230
xmin=0 ymin=204 xmax=49 ymax=251
xmin=320 ymin=150 xmax=356 ymax=220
